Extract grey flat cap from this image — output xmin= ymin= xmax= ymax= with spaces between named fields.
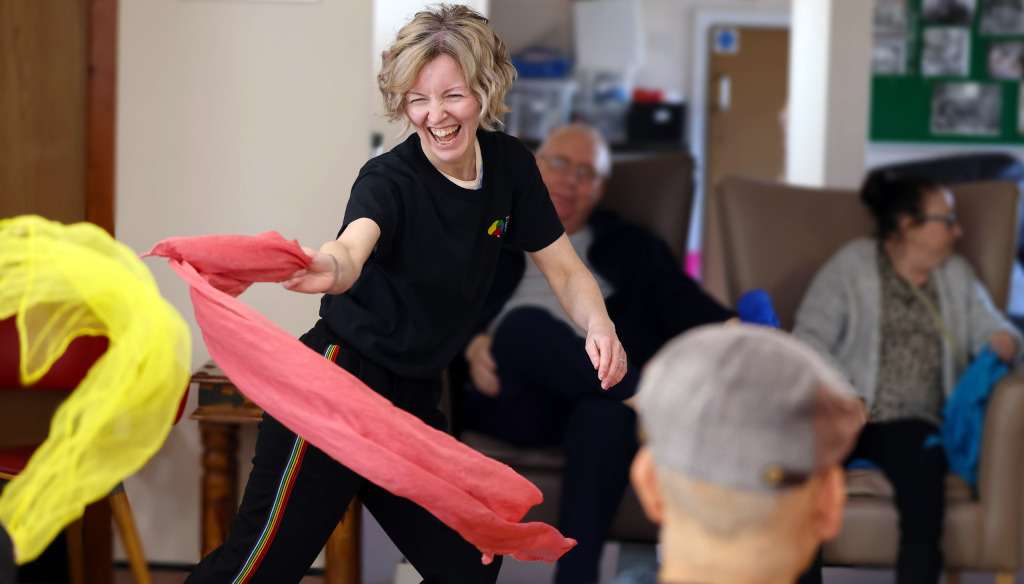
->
xmin=636 ymin=324 xmax=864 ymax=493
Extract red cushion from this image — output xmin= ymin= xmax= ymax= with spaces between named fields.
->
xmin=0 ymin=318 xmax=109 ymax=390
xmin=0 ymin=318 xmax=189 ymax=425
xmin=174 ymin=386 xmax=189 ymax=425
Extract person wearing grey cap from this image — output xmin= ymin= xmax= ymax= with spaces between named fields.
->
xmin=630 ymin=324 xmax=865 ymax=584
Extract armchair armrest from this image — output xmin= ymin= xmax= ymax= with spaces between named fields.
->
xmin=977 ymin=368 xmax=1024 ymax=570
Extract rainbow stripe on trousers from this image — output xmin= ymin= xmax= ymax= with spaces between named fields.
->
xmin=230 ymin=344 xmax=341 ymax=583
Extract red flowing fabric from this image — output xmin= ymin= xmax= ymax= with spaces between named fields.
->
xmin=143 ymin=231 xmax=575 ymax=564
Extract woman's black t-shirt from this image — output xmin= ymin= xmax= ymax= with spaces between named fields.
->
xmin=318 ymin=129 xmax=564 ymax=378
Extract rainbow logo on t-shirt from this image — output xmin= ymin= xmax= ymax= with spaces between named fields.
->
xmin=487 ymin=218 xmax=507 ymax=238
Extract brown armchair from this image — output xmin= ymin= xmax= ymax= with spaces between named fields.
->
xmin=707 ymin=176 xmax=1024 ymax=582
xmin=452 ymin=152 xmax=697 ymax=543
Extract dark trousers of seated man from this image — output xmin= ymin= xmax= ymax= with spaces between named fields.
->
xmin=461 ymin=307 xmax=641 ymax=584
xmin=798 ymin=419 xmax=947 ymax=584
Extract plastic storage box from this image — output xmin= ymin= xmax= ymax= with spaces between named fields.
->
xmin=504 ymin=78 xmax=577 ymax=142
xmin=511 ymin=47 xmax=572 ymax=78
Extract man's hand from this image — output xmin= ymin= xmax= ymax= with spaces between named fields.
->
xmin=466 ymin=333 xmax=501 ymax=397
xmin=989 ymin=330 xmax=1018 ymax=362
xmin=586 ymin=318 xmax=627 ymax=390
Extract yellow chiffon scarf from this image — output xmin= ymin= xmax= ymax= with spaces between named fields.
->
xmin=0 ymin=215 xmax=191 ymax=563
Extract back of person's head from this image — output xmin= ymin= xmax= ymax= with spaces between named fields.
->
xmin=631 ymin=324 xmax=864 ymax=581
xmin=377 ymin=3 xmax=516 ymax=131
xmin=860 ymin=173 xmax=944 ymax=241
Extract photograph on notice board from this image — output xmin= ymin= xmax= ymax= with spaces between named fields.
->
xmin=1018 ymin=81 xmax=1024 ymax=134
xmin=923 ymin=0 xmax=977 ymax=25
xmin=931 ymin=82 xmax=1002 ymax=135
xmin=981 ymin=0 xmax=1024 ymax=34
xmin=989 ymin=41 xmax=1024 ymax=78
xmin=922 ymin=28 xmax=972 ymax=76
xmin=874 ymin=37 xmax=908 ymax=75
xmin=875 ymin=0 xmax=908 ymax=34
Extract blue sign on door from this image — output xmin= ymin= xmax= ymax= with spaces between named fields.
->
xmin=714 ymin=27 xmax=740 ymax=54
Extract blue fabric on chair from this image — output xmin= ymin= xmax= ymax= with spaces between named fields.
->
xmin=935 ymin=346 xmax=1009 ymax=487
xmin=846 ymin=458 xmax=880 ymax=471
xmin=737 ymin=288 xmax=781 ymax=328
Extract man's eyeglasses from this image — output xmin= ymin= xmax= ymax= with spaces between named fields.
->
xmin=538 ymin=155 xmax=601 ymax=184
xmin=917 ymin=212 xmax=958 ymax=228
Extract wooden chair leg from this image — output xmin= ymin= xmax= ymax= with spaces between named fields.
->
xmin=109 ymin=490 xmax=152 ymax=584
xmin=324 ymin=497 xmax=361 ymax=584
xmin=65 ymin=518 xmax=86 ymax=584
xmin=995 ymin=573 xmax=1015 ymax=584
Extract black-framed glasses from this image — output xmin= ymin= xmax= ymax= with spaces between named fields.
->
xmin=538 ymin=155 xmax=601 ymax=184
xmin=917 ymin=212 xmax=958 ymax=228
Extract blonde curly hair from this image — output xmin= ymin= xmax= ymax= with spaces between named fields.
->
xmin=377 ymin=4 xmax=517 ymax=131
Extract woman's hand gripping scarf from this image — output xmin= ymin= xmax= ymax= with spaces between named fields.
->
xmin=143 ymin=230 xmax=576 ymax=564
xmin=0 ymin=216 xmax=192 ymax=564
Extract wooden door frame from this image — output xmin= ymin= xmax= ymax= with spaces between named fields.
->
xmin=687 ymin=10 xmax=789 ymax=257
xmin=84 ymin=4 xmax=118 ymax=582
xmin=86 ymin=0 xmax=117 ymax=235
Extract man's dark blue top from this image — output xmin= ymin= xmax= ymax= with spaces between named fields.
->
xmin=479 ymin=209 xmax=734 ymax=366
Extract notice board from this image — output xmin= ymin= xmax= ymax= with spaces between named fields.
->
xmin=871 ymin=0 xmax=1024 ymax=143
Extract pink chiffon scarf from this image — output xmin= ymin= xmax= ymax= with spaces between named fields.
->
xmin=143 ymin=231 xmax=575 ymax=564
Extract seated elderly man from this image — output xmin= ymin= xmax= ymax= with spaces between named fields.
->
xmin=630 ymin=324 xmax=865 ymax=584
xmin=458 ymin=124 xmax=733 ymax=584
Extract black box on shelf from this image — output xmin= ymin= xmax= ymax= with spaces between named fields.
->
xmin=627 ymin=103 xmax=685 ymax=144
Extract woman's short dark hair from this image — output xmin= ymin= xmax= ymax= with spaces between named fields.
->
xmin=860 ymin=173 xmax=944 ymax=240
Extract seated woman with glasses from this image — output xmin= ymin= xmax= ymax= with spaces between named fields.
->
xmin=792 ymin=174 xmax=1023 ymax=584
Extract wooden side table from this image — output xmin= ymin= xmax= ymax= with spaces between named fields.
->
xmin=190 ymin=362 xmax=360 ymax=584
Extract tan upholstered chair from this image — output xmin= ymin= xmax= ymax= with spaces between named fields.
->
xmin=707 ymin=176 xmax=1024 ymax=583
xmin=453 ymin=152 xmax=696 ymax=542
xmin=601 ymin=153 xmax=696 ymax=261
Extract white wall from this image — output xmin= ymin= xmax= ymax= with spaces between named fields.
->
xmin=117 ymin=0 xmax=372 ymax=565
xmin=489 ymin=0 xmax=572 ymax=56
xmin=786 ymin=0 xmax=872 ymax=188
